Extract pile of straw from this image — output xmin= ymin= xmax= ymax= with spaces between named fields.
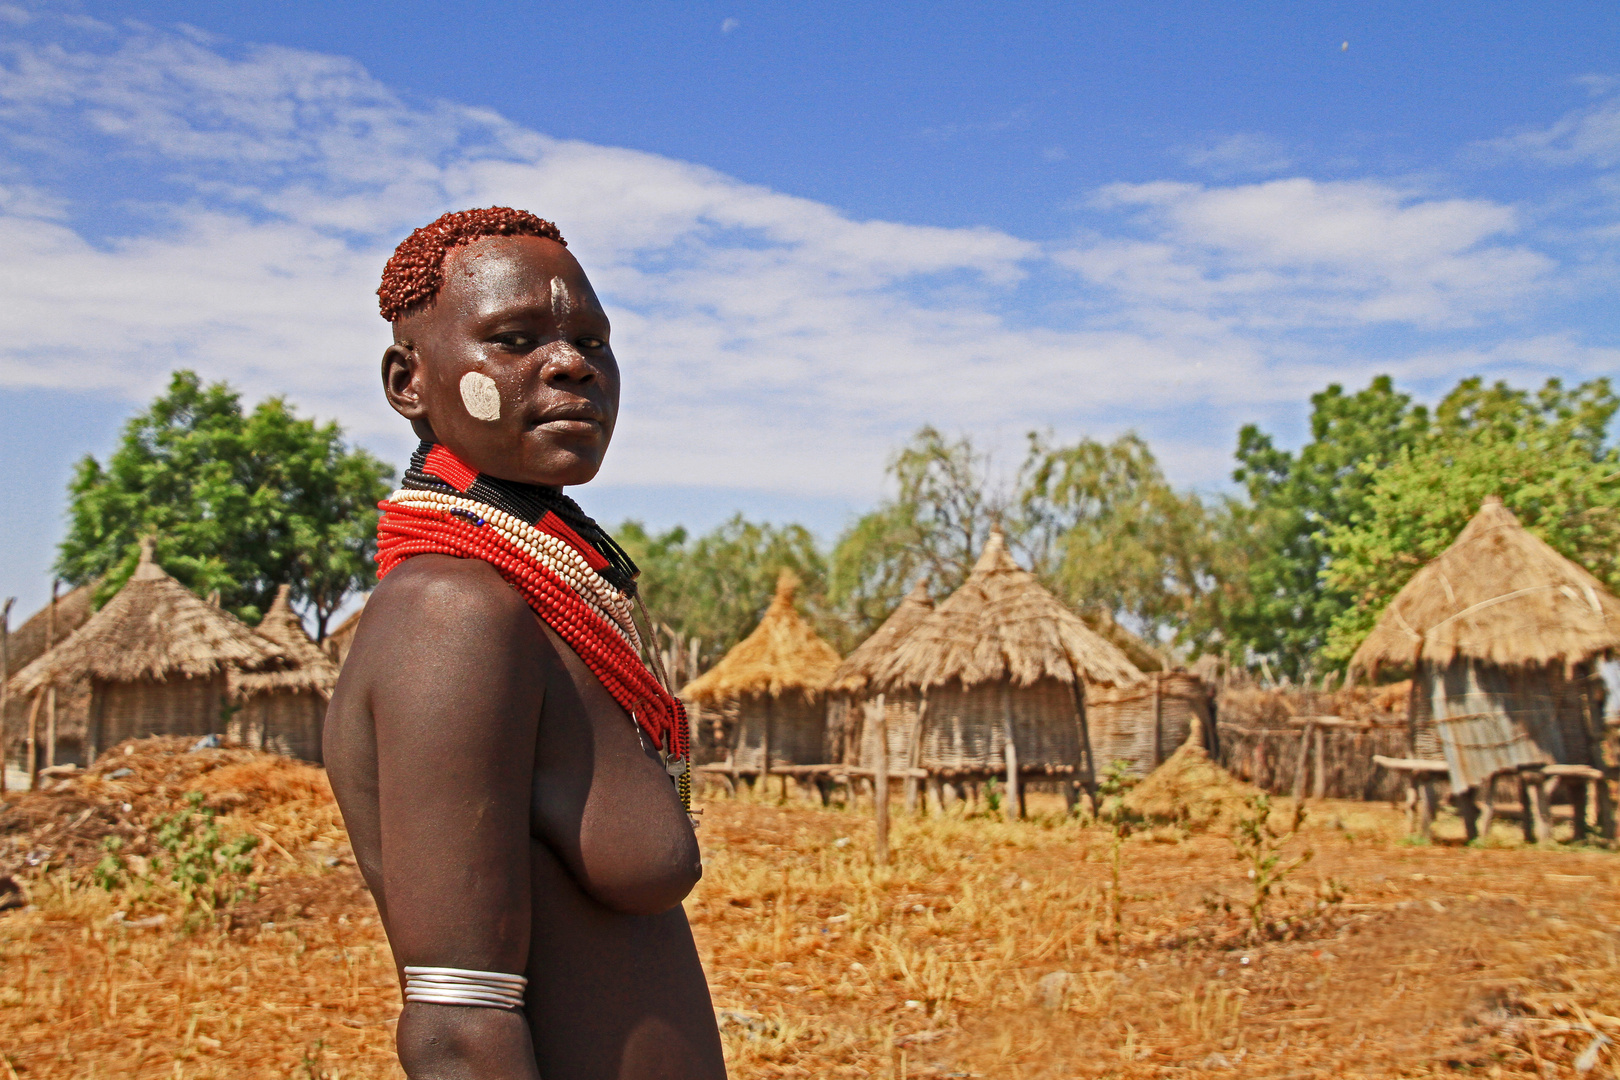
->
xmin=1122 ymin=740 xmax=1261 ymax=830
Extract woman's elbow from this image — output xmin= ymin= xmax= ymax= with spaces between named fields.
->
xmin=397 ymin=1004 xmax=537 ymax=1078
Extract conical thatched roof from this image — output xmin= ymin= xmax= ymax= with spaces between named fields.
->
xmin=869 ymin=529 xmax=1143 ymax=692
xmin=681 ymin=571 xmax=842 ymax=705
xmin=1351 ymin=497 xmax=1620 ymax=675
xmin=3 ymin=582 xmax=95 ymax=679
xmin=234 ymin=585 xmax=340 ymax=699
xmin=827 ymin=581 xmax=934 ymax=694
xmin=8 ymin=541 xmax=290 ymax=696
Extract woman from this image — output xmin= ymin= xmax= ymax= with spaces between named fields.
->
xmin=325 ymin=207 xmax=727 ymax=1080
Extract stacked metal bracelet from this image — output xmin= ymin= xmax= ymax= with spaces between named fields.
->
xmin=403 ymin=966 xmax=528 ymax=1010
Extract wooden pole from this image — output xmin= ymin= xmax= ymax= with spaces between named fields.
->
xmin=0 ymin=597 xmax=12 ymax=796
xmin=26 ymin=687 xmax=43 ymax=789
xmin=762 ymin=696 xmax=776 ymax=800
xmin=1291 ymin=720 xmax=1314 ymax=801
xmin=873 ymin=694 xmax=889 ymax=866
xmin=1312 ymin=723 xmax=1327 ymax=800
xmin=44 ymin=581 xmax=57 ymax=769
xmin=1150 ymin=674 xmax=1163 ymax=767
xmin=1000 ymin=684 xmax=1022 ymax=820
xmin=903 ymin=691 xmax=928 ymax=815
xmin=1067 ymin=671 xmax=1096 ymax=809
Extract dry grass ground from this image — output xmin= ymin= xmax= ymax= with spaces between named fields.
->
xmin=2 ymin=743 xmax=1617 ymax=1079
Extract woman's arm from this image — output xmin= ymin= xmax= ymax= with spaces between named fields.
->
xmin=366 ymin=557 xmax=547 ymax=1079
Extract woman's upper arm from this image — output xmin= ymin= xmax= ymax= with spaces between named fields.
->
xmin=366 ymin=561 xmax=544 ymax=974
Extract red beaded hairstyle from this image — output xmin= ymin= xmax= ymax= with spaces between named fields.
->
xmin=377 ymin=207 xmax=566 ymax=322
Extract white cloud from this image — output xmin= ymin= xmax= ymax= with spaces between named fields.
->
xmin=1063 ymin=178 xmax=1552 ymax=329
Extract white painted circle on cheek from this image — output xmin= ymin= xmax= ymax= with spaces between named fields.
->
xmin=459 ymin=371 xmax=502 ymax=422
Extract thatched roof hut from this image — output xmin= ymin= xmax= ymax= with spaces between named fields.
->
xmin=859 ymin=529 xmax=1143 ymax=814
xmin=324 ymin=598 xmax=367 ymax=666
xmin=228 ymin=585 xmax=338 ymax=762
xmin=681 ymin=571 xmax=841 ymax=775
xmin=824 ymin=581 xmax=934 ymax=770
xmin=870 ymin=530 xmax=1142 ymax=694
xmin=9 ymin=542 xmax=291 ymax=764
xmin=1350 ymin=497 xmax=1619 ymax=794
xmin=2 ymin=583 xmax=95 ymax=771
xmin=830 ymin=581 xmax=934 ymax=696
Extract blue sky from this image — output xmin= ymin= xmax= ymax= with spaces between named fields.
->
xmin=2 ymin=1 xmax=1618 ymax=617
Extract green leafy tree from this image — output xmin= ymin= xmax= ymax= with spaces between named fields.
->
xmin=1321 ymin=377 xmax=1620 ymax=661
xmin=57 ymin=371 xmax=394 ymax=636
xmin=1226 ymin=376 xmax=1431 ymax=676
xmin=618 ymin=515 xmax=831 ymax=660
xmin=830 ymin=427 xmax=1002 ymax=639
xmin=1017 ymin=432 xmax=1234 ymax=654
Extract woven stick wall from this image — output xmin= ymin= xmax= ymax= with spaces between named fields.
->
xmin=1086 ymin=672 xmax=1212 ymax=777
xmin=1217 ymin=720 xmax=1408 ymax=801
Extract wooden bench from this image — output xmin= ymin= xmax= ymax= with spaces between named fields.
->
xmin=1372 ymin=756 xmax=1452 ymax=840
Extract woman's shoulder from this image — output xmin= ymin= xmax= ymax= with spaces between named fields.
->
xmin=344 ymin=555 xmax=550 ymax=677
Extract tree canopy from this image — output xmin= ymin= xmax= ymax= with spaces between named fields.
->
xmin=57 ymin=371 xmax=393 ymax=637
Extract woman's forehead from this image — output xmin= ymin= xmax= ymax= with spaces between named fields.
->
xmin=440 ymin=234 xmax=598 ymax=315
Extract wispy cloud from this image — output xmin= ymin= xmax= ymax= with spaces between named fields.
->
xmin=1062 ymin=178 xmax=1551 ymax=329
xmin=1484 ymin=76 xmax=1620 ymax=169
xmin=1184 ymin=133 xmax=1295 ymax=178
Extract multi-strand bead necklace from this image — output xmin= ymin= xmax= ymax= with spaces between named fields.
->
xmin=376 ymin=442 xmax=691 ymax=812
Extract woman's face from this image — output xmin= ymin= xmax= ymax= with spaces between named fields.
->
xmin=383 ymin=234 xmax=620 ymax=488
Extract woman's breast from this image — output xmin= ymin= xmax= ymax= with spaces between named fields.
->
xmin=529 ymin=690 xmax=701 ymax=916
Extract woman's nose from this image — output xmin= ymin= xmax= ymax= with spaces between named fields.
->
xmin=539 ymin=341 xmax=594 ymax=383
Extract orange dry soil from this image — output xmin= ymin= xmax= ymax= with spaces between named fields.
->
xmin=1 ymin=742 xmax=1617 ymax=1079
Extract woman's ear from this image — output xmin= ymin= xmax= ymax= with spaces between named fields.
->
xmin=383 ymin=341 xmax=437 ymax=441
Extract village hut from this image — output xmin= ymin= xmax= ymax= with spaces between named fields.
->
xmin=825 ymin=581 xmax=935 ymax=769
xmin=2 ymin=583 xmax=94 ymax=772
xmin=1351 ymin=497 xmax=1620 ymax=838
xmin=865 ymin=529 xmax=1144 ymax=815
xmin=680 ymin=571 xmax=842 ymax=782
xmin=229 ymin=585 xmax=339 ymax=762
xmin=324 ymin=598 xmax=367 ymax=667
xmin=7 ymin=542 xmax=292 ymax=765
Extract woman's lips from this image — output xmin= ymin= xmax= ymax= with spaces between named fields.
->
xmin=532 ymin=416 xmax=603 ymax=435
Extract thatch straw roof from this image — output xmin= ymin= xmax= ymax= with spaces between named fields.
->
xmin=827 ymin=581 xmax=934 ymax=694
xmin=1351 ymin=496 xmax=1620 ymax=675
xmin=3 ymin=582 xmax=94 ymax=679
xmin=324 ymin=598 xmax=367 ymax=665
xmin=869 ymin=529 xmax=1143 ymax=692
xmin=681 ymin=571 xmax=842 ymax=705
xmin=8 ymin=541 xmax=290 ymax=696
xmin=234 ymin=585 xmax=340 ymax=699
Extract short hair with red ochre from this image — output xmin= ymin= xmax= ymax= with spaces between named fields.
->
xmin=377 ymin=207 xmax=566 ymax=322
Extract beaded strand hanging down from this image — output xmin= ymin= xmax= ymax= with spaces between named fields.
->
xmin=376 ymin=441 xmax=692 ymax=812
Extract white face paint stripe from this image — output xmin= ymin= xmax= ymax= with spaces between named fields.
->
xmin=550 ymin=275 xmax=570 ymax=316
xmin=459 ymin=371 xmax=502 ymax=422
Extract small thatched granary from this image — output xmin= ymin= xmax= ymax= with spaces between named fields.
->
xmin=229 ymin=585 xmax=338 ymax=762
xmin=324 ymin=598 xmax=367 ymax=666
xmin=2 ymin=583 xmax=95 ymax=771
xmin=864 ymin=529 xmax=1143 ymax=813
xmin=826 ymin=581 xmax=935 ymax=768
xmin=1351 ymin=497 xmax=1619 ymax=801
xmin=681 ymin=571 xmax=842 ymax=778
xmin=8 ymin=543 xmax=292 ymax=765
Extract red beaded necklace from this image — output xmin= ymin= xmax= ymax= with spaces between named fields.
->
xmin=375 ymin=445 xmax=690 ymax=809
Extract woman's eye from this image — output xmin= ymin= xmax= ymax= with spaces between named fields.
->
xmin=493 ymin=333 xmax=535 ymax=349
xmin=576 ymin=337 xmax=605 ymax=350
